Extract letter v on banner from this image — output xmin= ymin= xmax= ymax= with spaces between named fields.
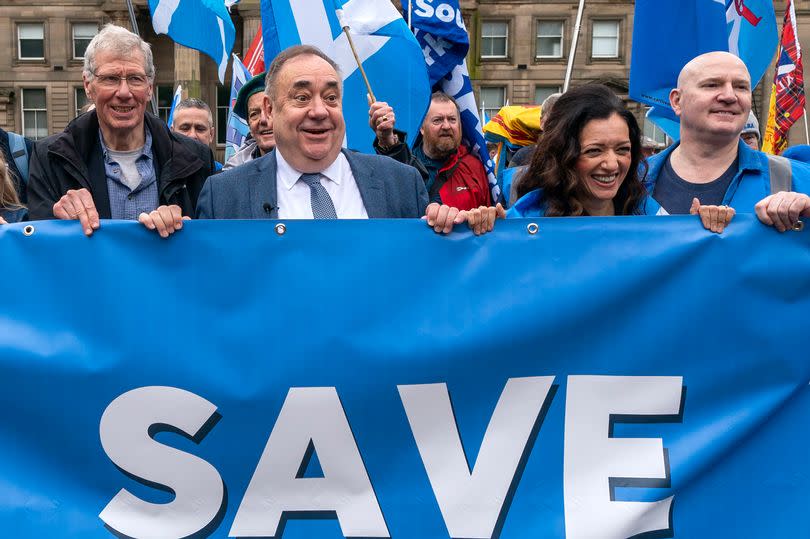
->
xmin=260 ymin=0 xmax=430 ymax=154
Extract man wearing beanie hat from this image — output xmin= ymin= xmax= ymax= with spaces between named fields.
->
xmin=224 ymin=72 xmax=276 ymax=170
xmin=740 ymin=111 xmax=760 ymax=151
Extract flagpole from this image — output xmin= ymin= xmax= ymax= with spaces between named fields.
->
xmin=125 ymin=0 xmax=159 ymax=116
xmin=335 ymin=10 xmax=376 ymax=102
xmin=563 ymin=0 xmax=586 ymax=93
xmin=408 ymin=0 xmax=413 ymax=31
xmin=804 ymin=110 xmax=810 ymax=144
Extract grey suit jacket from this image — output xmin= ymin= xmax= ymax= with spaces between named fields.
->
xmin=196 ymin=148 xmax=428 ymax=219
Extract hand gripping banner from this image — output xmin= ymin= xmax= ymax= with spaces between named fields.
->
xmin=0 ymin=216 xmax=808 ymax=538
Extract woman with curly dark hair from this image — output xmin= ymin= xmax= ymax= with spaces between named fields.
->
xmin=508 ymin=84 xmax=660 ymax=217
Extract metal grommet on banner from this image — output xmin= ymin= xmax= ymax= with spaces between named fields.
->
xmin=275 ymin=223 xmax=287 ymax=236
xmin=23 ymin=225 xmax=35 ymax=236
xmin=794 ymin=221 xmax=805 ymax=232
xmin=527 ymin=222 xmax=539 ymax=235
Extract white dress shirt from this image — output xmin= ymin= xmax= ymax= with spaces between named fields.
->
xmin=275 ymin=150 xmax=369 ymax=219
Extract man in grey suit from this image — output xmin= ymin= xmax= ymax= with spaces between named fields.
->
xmin=196 ymin=45 xmax=428 ymax=221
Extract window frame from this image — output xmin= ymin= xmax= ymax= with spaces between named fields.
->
xmin=72 ymin=22 xmax=99 ymax=60
xmin=17 ymin=22 xmax=46 ymax=61
xmin=591 ymin=19 xmax=621 ymax=59
xmin=479 ymin=86 xmax=507 ymax=120
xmin=480 ymin=20 xmax=509 ymax=60
xmin=535 ymin=20 xmax=564 ymax=60
xmin=535 ymin=85 xmax=562 ymax=106
xmin=74 ymin=87 xmax=89 ymax=118
xmin=21 ymin=87 xmax=48 ymax=140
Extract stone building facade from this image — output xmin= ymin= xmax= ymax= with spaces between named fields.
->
xmin=0 ymin=0 xmax=262 ymax=159
xmin=0 ymin=0 xmax=808 ymax=153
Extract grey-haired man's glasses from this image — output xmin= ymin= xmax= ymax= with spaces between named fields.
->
xmin=93 ymin=73 xmax=151 ymax=90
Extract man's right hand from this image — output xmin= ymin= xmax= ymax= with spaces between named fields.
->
xmin=53 ymin=188 xmax=100 ymax=236
xmin=368 ymin=99 xmax=398 ymax=149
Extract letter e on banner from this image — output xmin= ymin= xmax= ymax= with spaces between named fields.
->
xmin=563 ymin=376 xmax=683 ymax=539
xmin=99 ymin=386 xmax=224 ymax=539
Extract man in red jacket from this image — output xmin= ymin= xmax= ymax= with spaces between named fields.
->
xmin=372 ymin=92 xmax=491 ymax=211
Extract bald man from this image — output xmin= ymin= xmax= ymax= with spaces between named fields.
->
xmin=645 ymin=52 xmax=810 ymax=232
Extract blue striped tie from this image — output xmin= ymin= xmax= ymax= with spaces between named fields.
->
xmin=299 ymin=173 xmax=338 ymax=219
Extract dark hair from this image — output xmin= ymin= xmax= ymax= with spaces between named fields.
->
xmin=265 ymin=45 xmax=341 ymax=100
xmin=516 ymin=84 xmax=647 ymax=216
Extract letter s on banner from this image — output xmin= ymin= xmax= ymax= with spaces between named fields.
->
xmin=99 ymin=386 xmax=224 ymax=539
xmin=563 ymin=376 xmax=683 ymax=539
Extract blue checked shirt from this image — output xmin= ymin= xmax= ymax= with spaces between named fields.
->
xmin=99 ymin=130 xmax=159 ymax=220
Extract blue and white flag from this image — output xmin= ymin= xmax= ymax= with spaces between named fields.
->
xmin=260 ymin=0 xmax=430 ymax=154
xmin=149 ymin=0 xmax=235 ymax=83
xmin=225 ymin=54 xmax=254 ymax=161
xmin=166 ymin=83 xmax=182 ymax=128
xmin=410 ymin=0 xmax=501 ymax=203
xmin=631 ymin=0 xmax=777 ymax=140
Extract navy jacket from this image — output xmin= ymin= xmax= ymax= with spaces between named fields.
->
xmin=197 ymin=149 xmax=428 ymax=219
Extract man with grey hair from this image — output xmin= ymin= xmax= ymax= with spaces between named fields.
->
xmin=27 ymin=23 xmax=214 ymax=237
xmin=171 ymin=97 xmax=222 ymax=170
xmin=197 ymin=44 xmax=428 ymax=220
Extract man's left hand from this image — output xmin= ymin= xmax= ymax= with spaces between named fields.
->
xmin=138 ymin=205 xmax=189 ymax=238
xmin=754 ymin=191 xmax=810 ymax=232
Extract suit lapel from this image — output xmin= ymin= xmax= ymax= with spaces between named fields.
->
xmin=248 ymin=151 xmax=279 ymax=219
xmin=344 ymin=149 xmax=385 ymax=218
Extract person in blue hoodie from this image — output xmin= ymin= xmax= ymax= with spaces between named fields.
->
xmin=508 ymin=84 xmax=659 ymax=219
xmin=645 ymin=51 xmax=810 ymax=233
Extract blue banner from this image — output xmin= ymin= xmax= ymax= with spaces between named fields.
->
xmin=0 ymin=216 xmax=809 ymax=537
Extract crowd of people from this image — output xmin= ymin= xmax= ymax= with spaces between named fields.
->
xmin=2 ymin=24 xmax=809 ymax=237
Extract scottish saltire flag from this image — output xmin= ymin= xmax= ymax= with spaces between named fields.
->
xmin=763 ymin=0 xmax=806 ymax=154
xmin=224 ymin=54 xmax=253 ymax=161
xmin=410 ymin=0 xmax=501 ymax=203
xmin=631 ymin=0 xmax=777 ymax=139
xmin=166 ymin=83 xmax=182 ymax=128
xmin=149 ymin=0 xmax=235 ymax=83
xmin=260 ymin=0 xmax=430 ymax=155
xmin=225 ymin=0 xmax=239 ymax=9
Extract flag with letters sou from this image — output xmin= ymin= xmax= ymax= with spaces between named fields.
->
xmin=259 ymin=0 xmax=430 ymax=155
xmin=148 ymin=0 xmax=235 ymax=83
xmin=762 ymin=0 xmax=806 ymax=154
xmin=409 ymin=0 xmax=501 ymax=203
xmin=631 ymin=0 xmax=778 ymax=140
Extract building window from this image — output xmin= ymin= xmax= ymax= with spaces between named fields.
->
xmin=592 ymin=21 xmax=620 ymax=58
xmin=18 ymin=23 xmax=45 ymax=60
xmin=480 ymin=87 xmax=506 ymax=119
xmin=217 ymin=85 xmax=229 ymax=145
xmin=157 ymin=85 xmax=174 ymax=123
xmin=535 ymin=86 xmax=561 ymax=105
xmin=21 ymin=88 xmax=47 ymax=140
xmin=75 ymin=87 xmax=89 ymax=118
xmin=643 ymin=107 xmax=670 ymax=146
xmin=73 ymin=23 xmax=98 ymax=59
xmin=481 ymin=21 xmax=508 ymax=58
xmin=536 ymin=21 xmax=563 ymax=59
